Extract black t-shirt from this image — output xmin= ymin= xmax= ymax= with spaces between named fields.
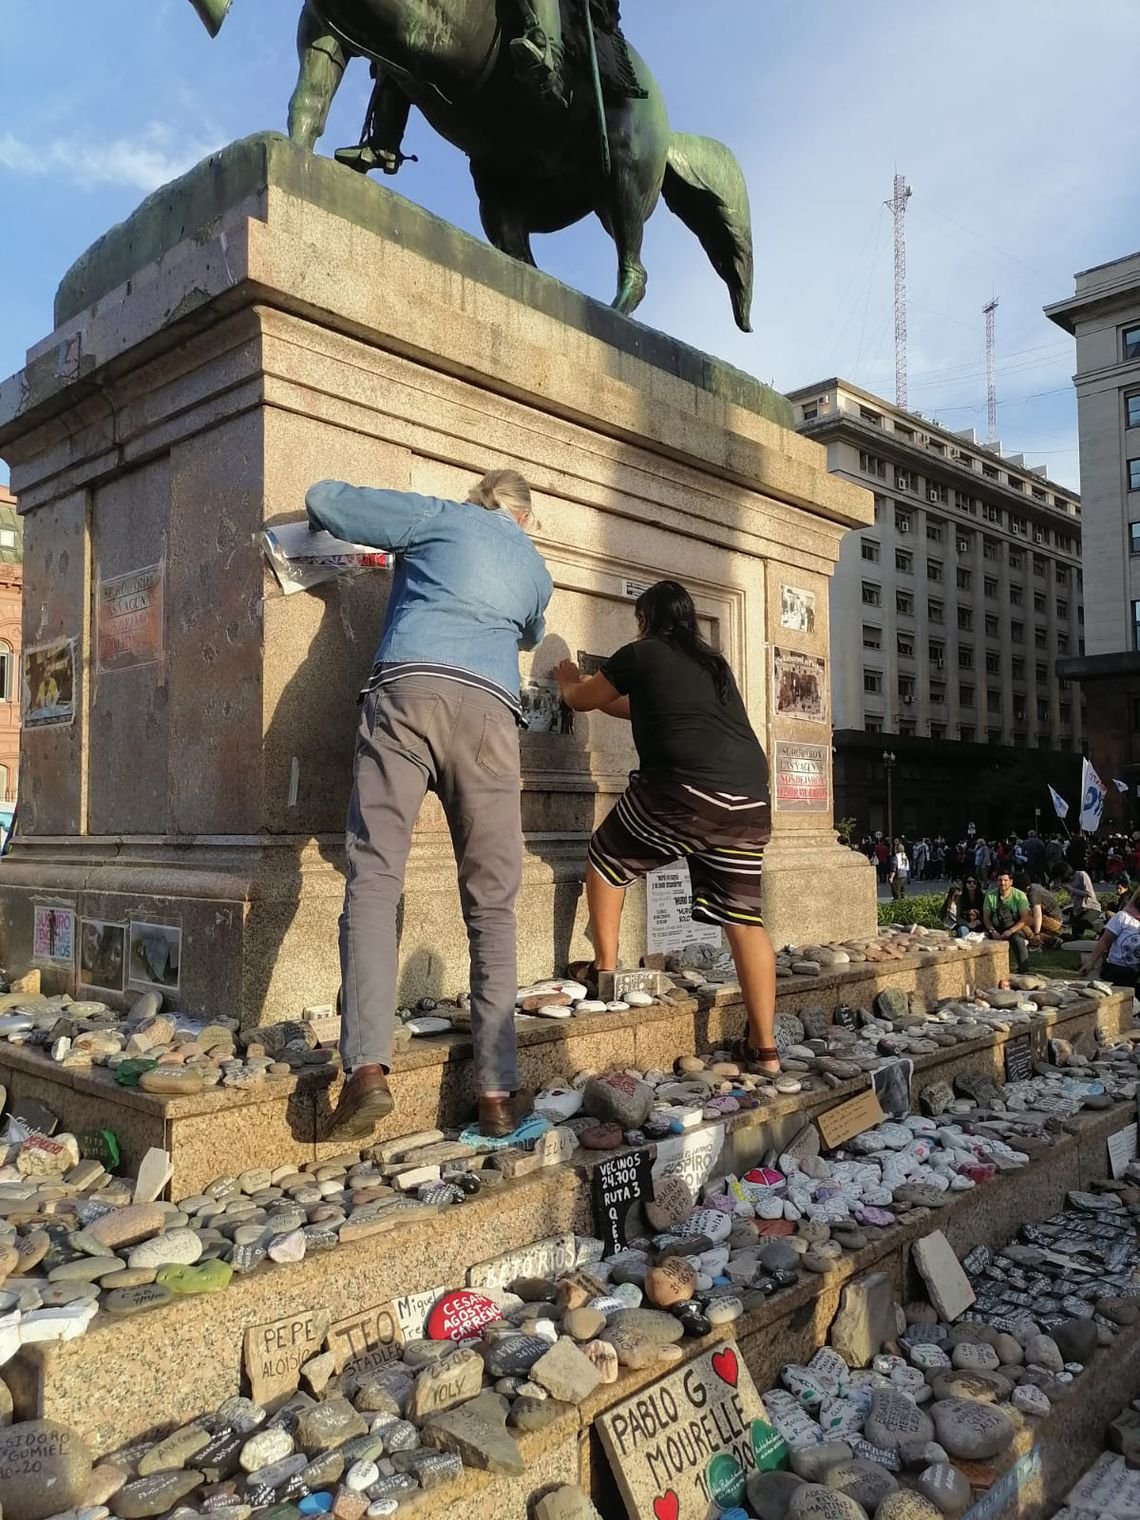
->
xmin=601 ymin=636 xmax=770 ymax=797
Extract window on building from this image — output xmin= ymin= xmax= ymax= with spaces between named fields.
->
xmin=930 ymin=684 xmax=946 ymax=706
xmin=1130 ymin=459 xmax=1140 ymax=492
xmin=1055 ymin=565 xmax=1069 ymax=585
xmin=1032 ymin=556 xmax=1046 ymax=578
xmin=956 ymin=533 xmax=973 ymax=555
xmin=1009 ymin=517 xmax=1026 ymax=537
xmin=983 ymin=538 xmax=1000 ymax=561
xmin=1037 ymin=698 xmax=1051 ymax=722
xmin=1133 ymin=599 xmax=1140 ymax=652
xmin=895 ymin=469 xmax=913 ymax=492
xmin=862 ymin=582 xmax=881 ymax=606
xmin=1057 ymin=633 xmax=1069 ymax=653
xmin=895 ymin=510 xmax=913 ymax=534
xmin=895 ymin=549 xmax=913 ymax=574
xmin=897 ymin=719 xmax=916 ymax=736
xmin=1057 ymin=599 xmax=1068 ymax=620
xmin=1009 ymin=585 xmax=1023 ymax=606
xmin=862 ymin=625 xmax=881 ymax=650
xmin=897 ymin=634 xmax=914 ymax=658
xmin=861 ymin=539 xmax=880 ymax=562
xmin=1009 ymin=548 xmax=1024 ymax=569
xmin=864 ymin=669 xmax=883 ymax=694
xmin=1037 ymin=733 xmax=1052 ymax=749
xmin=928 ymin=599 xmax=944 ymax=623
xmin=927 ymin=559 xmax=943 ymax=582
xmin=929 ymin=640 xmax=945 ymax=666
xmin=983 ymin=576 xmax=998 ymax=600
xmin=983 ymin=503 xmax=1002 ymax=524
xmin=927 ymin=519 xmax=945 ymax=542
xmin=1132 ymin=523 xmax=1140 ymax=556
xmin=0 ymin=530 xmax=15 ymax=550
xmin=959 ymin=682 xmax=975 ymax=705
xmin=896 ymin=591 xmax=914 ymax=616
xmin=985 ymin=626 xmax=999 ymax=649
xmin=985 ymin=652 xmax=1002 ymax=677
xmin=1034 ymin=591 xmax=1046 ymax=613
xmin=860 ymin=451 xmax=887 ymax=479
xmin=801 ymin=405 xmax=818 ymax=422
xmin=860 ymin=405 xmax=883 ymax=426
xmin=957 ymin=608 xmax=973 ymax=631
xmin=1012 ymin=657 xmax=1025 ymax=679
xmin=1127 ymin=394 xmax=1140 ymax=429
xmin=899 ymin=676 xmax=916 ymax=700
xmin=1035 ymin=662 xmax=1048 ymax=682
xmin=1059 ymin=703 xmax=1071 ymax=725
xmin=896 ymin=423 xmax=915 ymax=442
xmin=864 ymin=719 xmax=882 ymax=734
xmin=0 ymin=644 xmax=12 ymax=703
xmin=1034 ymin=628 xmax=1046 ymax=650
xmin=1123 ymin=324 xmax=1140 ymax=361
xmin=986 ymin=687 xmax=1001 ymax=710
xmin=987 ymin=728 xmax=1002 ymax=744
xmin=961 ymin=725 xmax=976 ymax=742
xmin=956 ymin=567 xmax=972 ymax=590
xmin=930 ymin=723 xmax=946 ymax=740
xmin=1011 ymin=621 xmax=1024 ymax=643
xmin=958 ymin=646 xmax=974 ymax=669
xmin=927 ymin=484 xmax=948 ymax=505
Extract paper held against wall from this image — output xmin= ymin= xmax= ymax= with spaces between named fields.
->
xmin=259 ymin=521 xmax=392 ymax=595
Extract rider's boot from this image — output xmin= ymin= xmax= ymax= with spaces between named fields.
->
xmin=509 ymin=27 xmax=568 ymax=106
xmin=334 ymin=144 xmax=402 ymax=175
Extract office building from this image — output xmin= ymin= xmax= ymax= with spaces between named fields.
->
xmin=787 ymin=379 xmax=1084 ymax=839
xmin=1047 ymin=254 xmax=1140 ymax=823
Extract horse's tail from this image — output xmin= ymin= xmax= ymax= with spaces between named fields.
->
xmin=662 ymin=133 xmax=753 ymax=333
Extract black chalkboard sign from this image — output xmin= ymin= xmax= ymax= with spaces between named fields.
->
xmin=592 ymin=1148 xmax=655 ymax=1257
xmin=833 ymin=1004 xmax=858 ymax=1030
xmin=1004 ymin=1034 xmax=1034 ymax=1084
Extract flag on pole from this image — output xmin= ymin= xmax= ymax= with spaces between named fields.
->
xmin=1080 ymin=758 xmax=1108 ymax=832
xmin=1047 ymin=784 xmax=1069 ymax=821
xmin=1114 ymin=778 xmax=1130 ymax=794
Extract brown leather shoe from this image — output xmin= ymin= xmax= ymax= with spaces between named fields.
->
xmin=477 ymin=1090 xmax=535 ymax=1139
xmin=324 ymin=1064 xmax=394 ymax=1140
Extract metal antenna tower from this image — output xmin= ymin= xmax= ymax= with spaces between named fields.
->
xmin=885 ymin=173 xmax=913 ymax=409
xmin=983 ymin=297 xmax=999 ymax=445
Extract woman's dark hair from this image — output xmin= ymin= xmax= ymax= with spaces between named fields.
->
xmin=635 ymin=580 xmax=731 ymax=701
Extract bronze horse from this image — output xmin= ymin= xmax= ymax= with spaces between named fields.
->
xmin=194 ymin=0 xmax=754 ymax=330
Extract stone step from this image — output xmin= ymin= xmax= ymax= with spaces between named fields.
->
xmin=7 ymin=1094 xmax=1135 ymax=1462
xmin=0 ymin=941 xmax=1097 ymax=1199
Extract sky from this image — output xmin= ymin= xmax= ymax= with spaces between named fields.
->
xmin=4 ymin=0 xmax=1140 ymax=492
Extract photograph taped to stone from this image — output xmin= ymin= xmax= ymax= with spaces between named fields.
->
xmin=772 ymin=646 xmax=826 ymax=722
xmin=779 ymin=583 xmax=816 ymax=635
xmin=79 ymin=918 xmax=127 ymax=994
xmin=32 ymin=902 xmax=76 ymax=969
xmin=872 ymin=1059 xmax=914 ymax=1121
xmin=596 ymin=1341 xmax=768 ymax=1520
xmin=127 ymin=920 xmax=181 ymax=991
xmin=22 ymin=636 xmax=76 ymax=727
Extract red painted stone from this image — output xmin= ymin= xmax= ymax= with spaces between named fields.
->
xmin=744 ymin=1168 xmax=784 ymax=1189
xmin=426 ymin=1289 xmax=502 ymax=1342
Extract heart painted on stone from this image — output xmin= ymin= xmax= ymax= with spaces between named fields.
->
xmin=652 ymin=1491 xmax=679 ymax=1520
xmin=712 ymin=1346 xmax=738 ymax=1387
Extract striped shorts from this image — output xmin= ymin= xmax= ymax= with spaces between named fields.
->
xmin=588 ymin=773 xmax=771 ymax=927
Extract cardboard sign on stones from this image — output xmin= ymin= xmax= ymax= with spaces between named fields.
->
xmin=597 ymin=1341 xmax=770 ymax=1520
xmin=244 ymin=1309 xmax=331 ymax=1405
xmin=817 ymin=1088 xmax=885 ymax=1151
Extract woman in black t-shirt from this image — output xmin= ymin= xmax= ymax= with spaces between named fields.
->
xmin=556 ymin=580 xmax=780 ymax=1074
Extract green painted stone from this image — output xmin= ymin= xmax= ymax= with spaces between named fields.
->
xmin=751 ymin=1418 xmax=789 ymax=1471
xmin=113 ymin=1060 xmax=158 ymax=1087
xmin=155 ymin=1259 xmax=233 ymax=1295
xmin=76 ymin=1128 xmax=121 ymax=1168
xmin=707 ymin=1450 xmax=746 ymax=1508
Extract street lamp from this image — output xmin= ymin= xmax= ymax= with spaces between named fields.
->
xmin=882 ymin=750 xmax=897 ymax=842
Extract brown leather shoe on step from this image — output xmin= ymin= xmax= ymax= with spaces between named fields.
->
xmin=477 ymin=1090 xmax=535 ymax=1139
xmin=324 ymin=1063 xmax=394 ymax=1140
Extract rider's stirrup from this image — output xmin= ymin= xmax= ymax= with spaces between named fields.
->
xmin=510 ymin=30 xmax=567 ymax=105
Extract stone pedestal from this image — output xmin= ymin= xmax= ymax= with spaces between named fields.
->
xmin=0 ymin=133 xmax=874 ymax=1020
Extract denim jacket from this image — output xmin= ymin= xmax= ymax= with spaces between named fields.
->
xmin=305 ymin=482 xmax=552 ymax=705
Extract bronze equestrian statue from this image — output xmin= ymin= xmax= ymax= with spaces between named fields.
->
xmin=190 ymin=0 xmax=754 ymax=330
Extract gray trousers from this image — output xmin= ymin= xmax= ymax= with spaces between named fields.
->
xmin=339 ymin=676 xmax=523 ymax=1092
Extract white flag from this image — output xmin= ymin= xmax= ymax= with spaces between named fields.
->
xmin=1114 ymin=778 xmax=1130 ymax=794
xmin=1047 ymin=784 xmax=1069 ymax=821
xmin=1080 ymin=758 xmax=1107 ymax=832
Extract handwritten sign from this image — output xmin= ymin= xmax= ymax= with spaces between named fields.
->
xmin=597 ymin=1342 xmax=770 ymax=1520
xmin=1003 ymin=1035 xmax=1034 ymax=1084
xmin=468 ymin=1233 xmax=603 ymax=1290
xmin=1108 ymin=1124 xmax=1139 ymax=1180
xmin=593 ymin=1148 xmax=654 ymax=1257
xmin=817 ymin=1089 xmax=885 ymax=1151
xmin=652 ymin=1124 xmax=726 ymax=1196
xmin=326 ymin=1302 xmax=403 ymax=1376
xmin=97 ymin=563 xmax=164 ymax=673
xmin=244 ymin=1309 xmax=330 ymax=1404
xmin=774 ymin=741 xmax=829 ymax=812
xmin=647 ymin=864 xmax=722 ymax=956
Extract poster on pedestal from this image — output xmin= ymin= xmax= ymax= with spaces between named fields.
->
xmin=646 ymin=863 xmax=722 ymax=957
xmin=774 ymin=741 xmax=829 ymax=812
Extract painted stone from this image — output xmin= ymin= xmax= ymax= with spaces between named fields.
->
xmin=0 ymin=1419 xmax=93 ymax=1520
xmin=427 ymin=1289 xmax=502 ymax=1342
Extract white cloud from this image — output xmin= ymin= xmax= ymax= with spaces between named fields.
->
xmin=0 ymin=121 xmax=224 ymax=194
